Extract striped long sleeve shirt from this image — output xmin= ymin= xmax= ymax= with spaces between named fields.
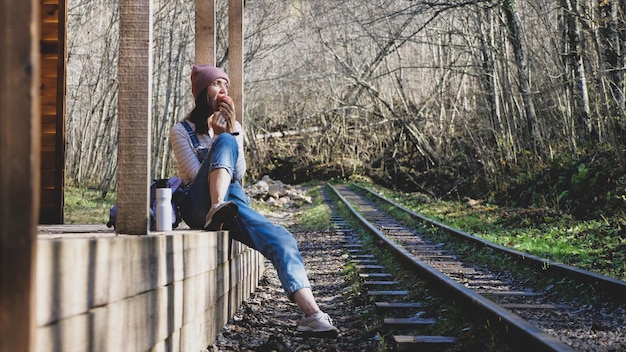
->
xmin=170 ymin=119 xmax=246 ymax=185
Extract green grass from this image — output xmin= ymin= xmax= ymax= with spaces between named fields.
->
xmin=291 ymin=185 xmax=333 ymax=232
xmin=362 ymin=183 xmax=626 ymax=281
xmin=64 ymin=184 xmax=116 ymax=225
xmin=64 ymin=182 xmax=333 ymax=231
xmin=64 ymin=181 xmax=626 ymax=281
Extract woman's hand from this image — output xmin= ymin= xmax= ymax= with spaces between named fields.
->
xmin=210 ymin=96 xmax=236 ymax=135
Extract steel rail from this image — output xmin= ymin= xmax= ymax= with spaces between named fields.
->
xmin=352 ymin=183 xmax=626 ymax=302
xmin=328 ymin=182 xmax=575 ymax=352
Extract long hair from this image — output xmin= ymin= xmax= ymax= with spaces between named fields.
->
xmin=188 ymin=88 xmax=213 ymax=135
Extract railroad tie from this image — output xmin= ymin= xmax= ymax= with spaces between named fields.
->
xmin=393 ymin=335 xmax=458 ymax=352
xmin=476 ymin=290 xmax=542 ymax=297
xmin=334 ymin=228 xmax=351 ymax=233
xmin=355 ymin=264 xmax=386 ymax=272
xmin=351 ymin=259 xmax=378 ymax=265
xmin=380 ymin=225 xmax=406 ymax=231
xmin=410 ymin=245 xmax=445 ymax=251
xmin=387 ymin=231 xmax=415 ymax=237
xmin=363 ymin=280 xmax=399 ymax=287
xmin=416 ymin=254 xmax=457 ymax=260
xmin=351 ymin=254 xmax=376 ymax=259
xmin=374 ymin=302 xmax=424 ymax=311
xmin=459 ymin=279 xmax=505 ymax=285
xmin=408 ymin=249 xmax=447 ymax=255
xmin=368 ymin=290 xmax=409 ymax=297
xmin=359 ymin=273 xmax=393 ymax=280
xmin=383 ymin=317 xmax=436 ymax=327
xmin=337 ymin=239 xmax=356 ymax=245
xmin=500 ymin=303 xmax=558 ymax=309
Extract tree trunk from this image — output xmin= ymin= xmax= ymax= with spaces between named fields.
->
xmin=475 ymin=6 xmax=506 ymax=153
xmin=561 ymin=0 xmax=592 ymax=144
xmin=502 ymin=0 xmax=541 ymax=152
xmin=598 ymin=0 xmax=625 ymax=141
xmin=601 ymin=1 xmax=624 ymax=112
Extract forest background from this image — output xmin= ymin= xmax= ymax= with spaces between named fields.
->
xmin=67 ymin=0 xmax=625 ymax=225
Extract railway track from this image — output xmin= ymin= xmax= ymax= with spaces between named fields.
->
xmin=325 ymin=183 xmax=626 ymax=351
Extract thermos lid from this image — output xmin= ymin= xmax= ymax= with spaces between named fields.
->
xmin=155 ymin=179 xmax=170 ymax=188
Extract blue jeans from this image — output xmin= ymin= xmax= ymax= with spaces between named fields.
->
xmin=178 ymin=133 xmax=311 ymax=299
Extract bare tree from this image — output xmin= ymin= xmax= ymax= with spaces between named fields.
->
xmin=66 ymin=0 xmax=120 ymax=193
xmin=561 ymin=0 xmax=591 ymax=145
xmin=63 ymin=0 xmax=626 ymax=202
xmin=502 ymin=0 xmax=541 ymax=153
xmin=598 ymin=0 xmax=624 ymax=118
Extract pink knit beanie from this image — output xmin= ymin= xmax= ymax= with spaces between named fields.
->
xmin=191 ymin=64 xmax=230 ymax=101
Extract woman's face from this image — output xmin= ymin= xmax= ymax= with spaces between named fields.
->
xmin=205 ymin=78 xmax=229 ymax=111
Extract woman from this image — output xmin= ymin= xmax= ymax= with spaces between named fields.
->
xmin=170 ymin=64 xmax=338 ymax=336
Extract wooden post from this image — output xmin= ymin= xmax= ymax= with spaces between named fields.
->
xmin=0 ymin=0 xmax=40 ymax=350
xmin=117 ymin=0 xmax=153 ymax=235
xmin=196 ymin=0 xmax=216 ymax=65
xmin=228 ymin=0 xmax=244 ymax=125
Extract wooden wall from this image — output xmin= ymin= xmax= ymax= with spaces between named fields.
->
xmin=35 ymin=230 xmax=265 ymax=351
xmin=39 ymin=0 xmax=66 ymax=224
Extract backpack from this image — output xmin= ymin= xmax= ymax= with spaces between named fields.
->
xmin=106 ymin=176 xmax=184 ymax=231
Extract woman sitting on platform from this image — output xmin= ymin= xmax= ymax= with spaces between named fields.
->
xmin=170 ymin=64 xmax=338 ymax=336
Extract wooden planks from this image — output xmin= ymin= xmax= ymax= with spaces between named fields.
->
xmin=35 ymin=230 xmax=265 ymax=351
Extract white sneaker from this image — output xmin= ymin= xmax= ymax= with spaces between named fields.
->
xmin=296 ymin=311 xmax=338 ymax=337
xmin=204 ymin=201 xmax=238 ymax=231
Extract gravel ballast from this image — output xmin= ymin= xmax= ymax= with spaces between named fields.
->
xmin=210 ymin=223 xmax=379 ymax=351
xmin=209 ymin=188 xmax=626 ymax=352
